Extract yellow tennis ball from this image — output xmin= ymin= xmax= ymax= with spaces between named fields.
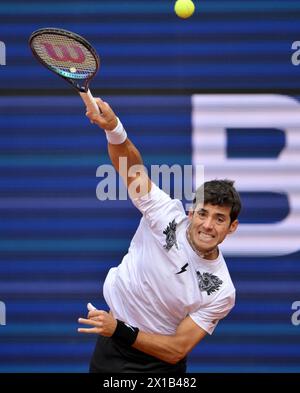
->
xmin=174 ymin=0 xmax=195 ymax=19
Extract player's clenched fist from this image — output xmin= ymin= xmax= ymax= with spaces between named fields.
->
xmin=86 ymin=97 xmax=118 ymax=131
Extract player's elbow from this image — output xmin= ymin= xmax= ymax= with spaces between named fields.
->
xmin=170 ymin=353 xmax=186 ymax=365
xmin=166 ymin=346 xmax=187 ymax=364
xmin=168 ymin=335 xmax=196 ymax=364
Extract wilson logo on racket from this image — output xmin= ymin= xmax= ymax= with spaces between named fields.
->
xmin=41 ymin=42 xmax=86 ymax=63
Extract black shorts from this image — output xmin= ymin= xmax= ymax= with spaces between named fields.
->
xmin=89 ymin=335 xmax=187 ymax=373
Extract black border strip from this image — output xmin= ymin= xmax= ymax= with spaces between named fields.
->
xmin=0 ymin=373 xmax=298 ymax=390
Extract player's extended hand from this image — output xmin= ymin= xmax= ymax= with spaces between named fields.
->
xmin=77 ymin=309 xmax=117 ymax=336
xmin=86 ymin=97 xmax=118 ymax=131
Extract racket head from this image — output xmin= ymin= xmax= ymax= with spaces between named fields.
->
xmin=29 ymin=27 xmax=100 ymax=92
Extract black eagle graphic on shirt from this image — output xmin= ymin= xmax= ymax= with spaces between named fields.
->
xmin=196 ymin=271 xmax=223 ymax=295
xmin=163 ymin=219 xmax=179 ymax=251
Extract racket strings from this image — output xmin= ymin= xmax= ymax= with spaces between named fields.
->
xmin=31 ymin=34 xmax=97 ymax=77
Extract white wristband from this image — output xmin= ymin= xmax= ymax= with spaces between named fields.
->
xmin=105 ymin=117 xmax=127 ymax=145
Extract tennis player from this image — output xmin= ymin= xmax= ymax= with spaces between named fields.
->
xmin=78 ymin=98 xmax=241 ymax=373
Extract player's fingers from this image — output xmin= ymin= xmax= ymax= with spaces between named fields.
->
xmin=89 ymin=112 xmax=108 ymax=125
xmin=90 ymin=317 xmax=103 ymax=326
xmin=86 ymin=111 xmax=97 ymax=124
xmin=78 ymin=317 xmax=100 ymax=327
xmin=87 ymin=302 xmax=97 ymax=311
xmin=87 ymin=311 xmax=96 ymax=319
xmin=95 ymin=98 xmax=109 ymax=114
xmin=86 ymin=105 xmax=116 ymax=129
xmin=77 ymin=327 xmax=99 ymax=334
xmin=94 ymin=97 xmax=104 ymax=104
xmin=88 ymin=310 xmax=106 ymax=319
xmin=102 ymin=101 xmax=111 ymax=111
xmin=86 ymin=111 xmax=99 ymax=120
xmin=94 ymin=99 xmax=116 ymax=121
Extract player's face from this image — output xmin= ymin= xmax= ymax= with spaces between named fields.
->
xmin=188 ymin=203 xmax=238 ymax=255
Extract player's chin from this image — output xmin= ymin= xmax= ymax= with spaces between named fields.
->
xmin=197 ymin=241 xmax=217 ymax=252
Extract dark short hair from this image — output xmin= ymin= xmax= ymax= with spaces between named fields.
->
xmin=192 ymin=179 xmax=242 ymax=223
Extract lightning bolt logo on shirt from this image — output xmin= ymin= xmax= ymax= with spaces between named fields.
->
xmin=176 ymin=263 xmax=189 ymax=275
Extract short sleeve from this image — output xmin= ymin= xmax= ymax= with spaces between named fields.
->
xmin=189 ymin=292 xmax=236 ymax=335
xmin=131 ymin=182 xmax=186 ymax=242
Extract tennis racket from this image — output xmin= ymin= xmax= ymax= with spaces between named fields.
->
xmin=29 ymin=27 xmax=101 ymax=114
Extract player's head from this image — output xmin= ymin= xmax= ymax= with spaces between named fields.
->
xmin=188 ymin=179 xmax=241 ymax=256
xmin=193 ymin=179 xmax=241 ymax=223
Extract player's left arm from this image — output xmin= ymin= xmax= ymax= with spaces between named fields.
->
xmin=133 ymin=315 xmax=207 ymax=364
xmin=78 ymin=311 xmax=207 ymax=364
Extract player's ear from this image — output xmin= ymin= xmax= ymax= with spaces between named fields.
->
xmin=228 ymin=219 xmax=238 ymax=234
xmin=188 ymin=208 xmax=194 ymax=221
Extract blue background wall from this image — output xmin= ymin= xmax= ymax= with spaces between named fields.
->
xmin=0 ymin=0 xmax=300 ymax=372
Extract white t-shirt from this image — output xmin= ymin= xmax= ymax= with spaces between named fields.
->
xmin=103 ymin=183 xmax=235 ymax=335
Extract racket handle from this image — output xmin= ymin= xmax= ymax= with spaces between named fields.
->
xmin=79 ymin=89 xmax=101 ymax=114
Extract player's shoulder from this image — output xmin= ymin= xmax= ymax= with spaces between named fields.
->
xmin=137 ymin=182 xmax=187 ymax=218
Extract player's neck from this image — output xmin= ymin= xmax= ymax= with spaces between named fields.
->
xmin=186 ymin=225 xmax=219 ymax=260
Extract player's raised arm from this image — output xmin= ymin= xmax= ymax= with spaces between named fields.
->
xmin=86 ymin=98 xmax=151 ymax=198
